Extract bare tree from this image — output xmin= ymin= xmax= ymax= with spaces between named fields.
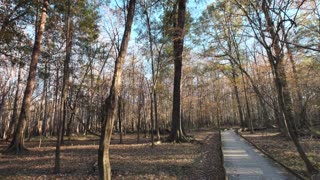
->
xmin=98 ymin=0 xmax=136 ymax=179
xmin=235 ymin=0 xmax=319 ymax=176
xmin=54 ymin=0 xmax=72 ymax=173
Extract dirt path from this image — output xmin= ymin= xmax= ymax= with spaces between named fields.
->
xmin=221 ymin=130 xmax=298 ymax=179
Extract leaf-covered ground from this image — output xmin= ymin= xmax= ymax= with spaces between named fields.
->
xmin=0 ymin=130 xmax=225 ymax=179
xmin=240 ymin=130 xmax=320 ymax=178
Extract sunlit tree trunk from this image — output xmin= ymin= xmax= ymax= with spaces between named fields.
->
xmin=143 ymin=4 xmax=160 ymax=142
xmin=231 ymin=66 xmax=245 ymax=128
xmin=137 ymin=77 xmax=144 ymax=143
xmin=5 ymin=0 xmax=48 ymax=153
xmin=55 ymin=0 xmax=72 ymax=173
xmin=42 ymin=62 xmax=49 ymax=136
xmin=51 ymin=67 xmax=60 ymax=136
xmin=98 ymin=0 xmax=136 ymax=179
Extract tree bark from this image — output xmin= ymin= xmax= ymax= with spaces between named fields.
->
xmin=150 ymin=90 xmax=155 ymax=146
xmin=275 ymin=59 xmax=319 ymax=175
xmin=118 ymin=96 xmax=123 ymax=144
xmin=55 ymin=0 xmax=72 ymax=173
xmin=5 ymin=0 xmax=48 ymax=153
xmin=98 ymin=0 xmax=136 ymax=179
xmin=41 ymin=63 xmax=49 ymax=136
xmin=51 ymin=67 xmax=60 ymax=136
xmin=144 ymin=5 xmax=160 ymax=142
xmin=231 ymin=64 xmax=245 ymax=128
xmin=241 ymin=71 xmax=254 ymax=133
xmin=154 ymin=91 xmax=160 ymax=140
xmin=169 ymin=0 xmax=188 ymax=142
xmin=137 ymin=78 xmax=144 ymax=143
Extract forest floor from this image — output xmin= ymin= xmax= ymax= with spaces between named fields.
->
xmin=239 ymin=130 xmax=320 ymax=179
xmin=0 ymin=130 xmax=225 ymax=179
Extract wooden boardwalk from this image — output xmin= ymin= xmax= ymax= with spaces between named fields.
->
xmin=221 ymin=130 xmax=298 ymax=180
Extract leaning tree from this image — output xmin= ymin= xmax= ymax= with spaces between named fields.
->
xmin=5 ymin=0 xmax=49 ymax=153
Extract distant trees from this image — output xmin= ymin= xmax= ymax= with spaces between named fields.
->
xmin=196 ymin=0 xmax=319 ymax=176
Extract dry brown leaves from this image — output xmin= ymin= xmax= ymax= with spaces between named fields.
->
xmin=0 ymin=130 xmax=224 ymax=179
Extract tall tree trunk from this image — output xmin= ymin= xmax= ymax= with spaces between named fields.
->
xmin=52 ymin=67 xmax=60 ymax=136
xmin=5 ymin=0 xmax=48 ymax=153
xmin=66 ymin=108 xmax=75 ymax=137
xmin=154 ymin=91 xmax=160 ymax=140
xmin=262 ymin=0 xmax=319 ymax=175
xmin=275 ymin=60 xmax=319 ymax=175
xmin=137 ymin=79 xmax=144 ymax=143
xmin=0 ymin=88 xmax=9 ymax=117
xmin=42 ymin=63 xmax=49 ymax=136
xmin=55 ymin=0 xmax=72 ymax=173
xmin=38 ymin=61 xmax=48 ymax=145
xmin=144 ymin=106 xmax=147 ymax=138
xmin=241 ymin=71 xmax=253 ymax=133
xmin=169 ymin=0 xmax=187 ymax=142
xmin=150 ymin=90 xmax=155 ymax=146
xmin=144 ymin=6 xmax=160 ymax=142
xmin=285 ymin=39 xmax=306 ymax=130
xmin=118 ymin=96 xmax=123 ymax=144
xmin=98 ymin=0 xmax=136 ymax=179
xmin=1 ymin=80 xmax=13 ymax=140
xmin=231 ymin=64 xmax=245 ymax=128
